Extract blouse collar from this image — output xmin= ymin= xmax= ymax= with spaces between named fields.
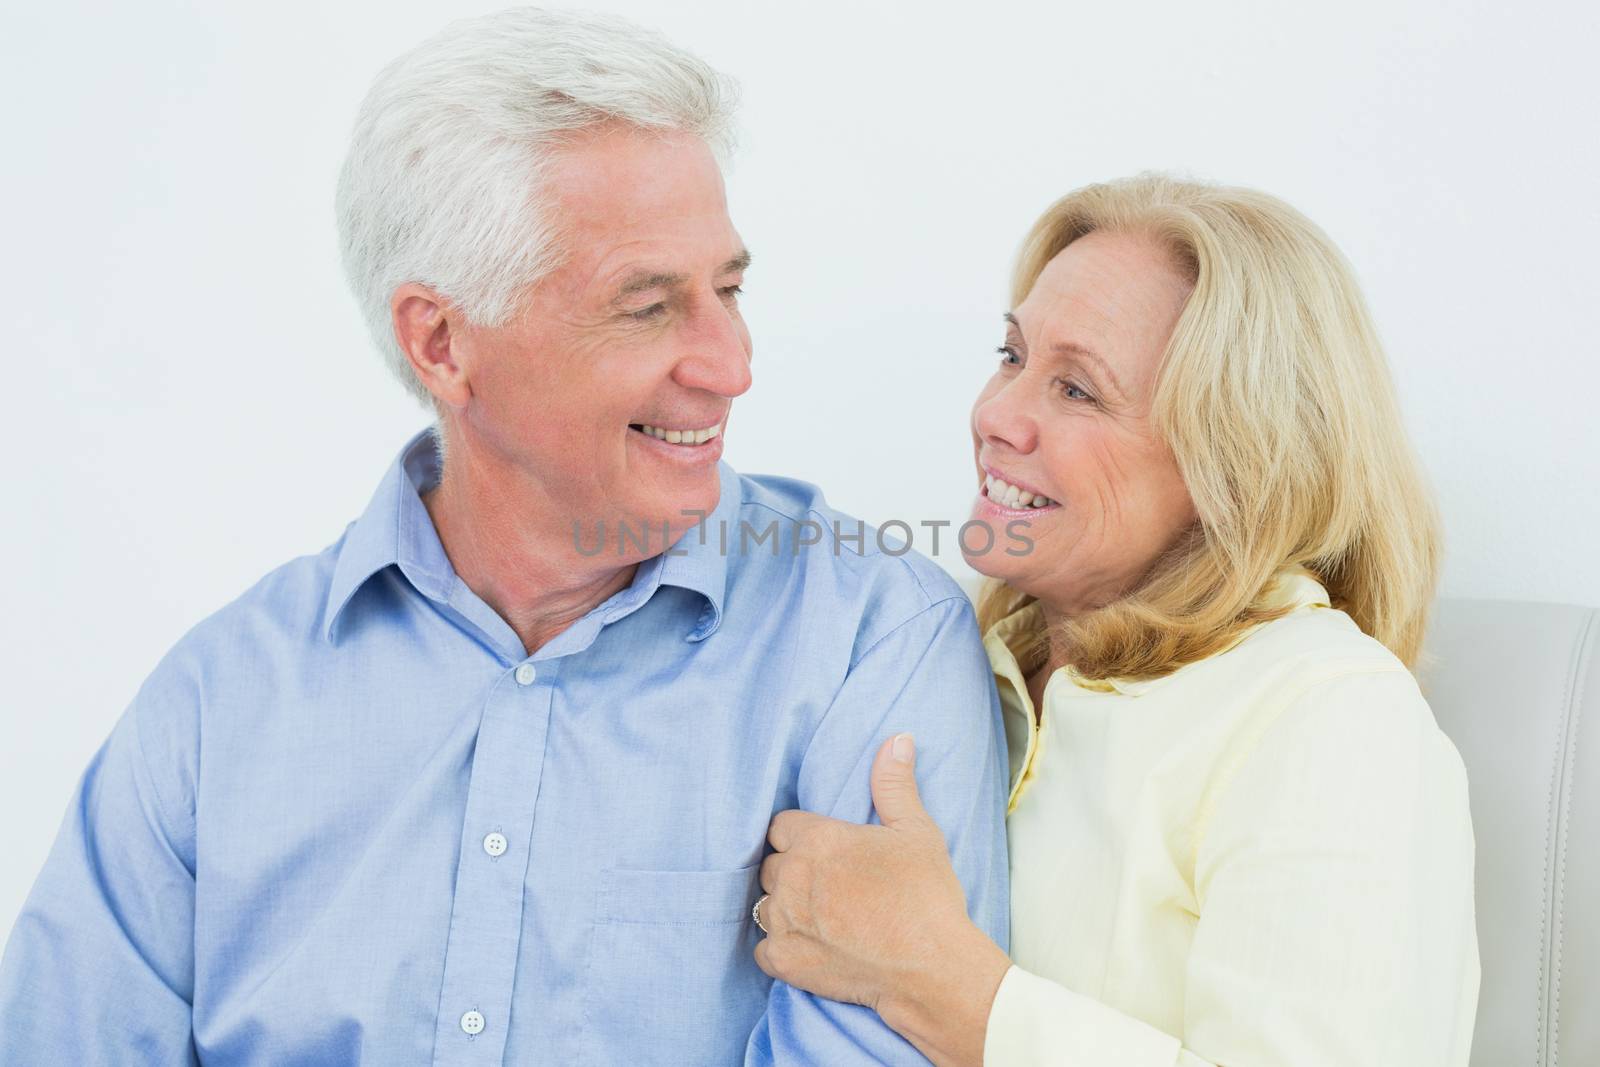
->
xmin=983 ymin=565 xmax=1332 ymax=698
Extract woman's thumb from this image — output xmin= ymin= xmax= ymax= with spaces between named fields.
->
xmin=870 ymin=732 xmax=930 ymax=830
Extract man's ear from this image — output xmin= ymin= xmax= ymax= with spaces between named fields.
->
xmin=391 ymin=282 xmax=471 ymax=409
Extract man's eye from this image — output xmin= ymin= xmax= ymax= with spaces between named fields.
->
xmin=630 ymin=303 xmax=667 ymax=321
xmin=995 ymin=345 xmax=1022 ymax=366
xmin=718 ymin=284 xmax=744 ymax=299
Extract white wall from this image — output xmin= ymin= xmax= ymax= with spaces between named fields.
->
xmin=2 ymin=0 xmax=1596 ymax=933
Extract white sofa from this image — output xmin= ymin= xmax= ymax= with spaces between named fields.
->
xmin=1419 ymin=598 xmax=1598 ymax=1066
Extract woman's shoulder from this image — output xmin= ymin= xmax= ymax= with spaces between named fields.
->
xmin=1195 ymin=604 xmax=1466 ymax=825
xmin=1127 ymin=600 xmax=1411 ymax=707
xmin=1190 ymin=609 xmax=1472 ymax=883
xmin=1226 ymin=600 xmax=1415 ymax=693
xmin=1199 ymin=655 xmax=1469 ymax=843
xmin=1242 ymin=605 xmax=1447 ymax=747
xmin=1177 ymin=604 xmax=1451 ymax=802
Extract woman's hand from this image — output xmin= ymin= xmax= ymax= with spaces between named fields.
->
xmin=756 ymin=733 xmax=1012 ymax=1067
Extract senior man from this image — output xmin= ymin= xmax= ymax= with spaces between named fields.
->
xmin=0 ymin=8 xmax=1009 ymax=1066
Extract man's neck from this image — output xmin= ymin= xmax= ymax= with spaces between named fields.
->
xmin=420 ymin=456 xmax=639 ymax=659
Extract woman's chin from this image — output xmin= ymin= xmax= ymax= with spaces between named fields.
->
xmin=959 ymin=531 xmax=1028 ymax=586
xmin=964 ymin=551 xmax=1024 ymax=587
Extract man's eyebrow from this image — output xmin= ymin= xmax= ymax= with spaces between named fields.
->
xmin=610 ymin=250 xmax=751 ymax=305
xmin=615 ymin=271 xmax=689 ymax=300
xmin=1003 ymin=311 xmax=1128 ymax=400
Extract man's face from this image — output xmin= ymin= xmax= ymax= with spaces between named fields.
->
xmin=448 ymin=122 xmax=751 ymax=544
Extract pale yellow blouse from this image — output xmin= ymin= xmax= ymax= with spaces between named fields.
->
xmin=982 ymin=567 xmax=1480 ymax=1066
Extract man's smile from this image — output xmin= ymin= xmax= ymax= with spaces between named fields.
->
xmin=627 ymin=419 xmax=724 ymax=446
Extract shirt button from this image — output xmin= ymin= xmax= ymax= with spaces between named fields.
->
xmin=483 ymin=831 xmax=508 ymax=857
xmin=460 ymin=1009 xmax=485 ymax=1035
xmin=514 ymin=663 xmax=536 ymax=686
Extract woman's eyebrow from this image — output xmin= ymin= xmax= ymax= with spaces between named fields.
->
xmin=1003 ymin=311 xmax=1128 ymax=400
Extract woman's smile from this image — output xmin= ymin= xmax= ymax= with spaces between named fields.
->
xmin=976 ymin=463 xmax=1061 ymax=517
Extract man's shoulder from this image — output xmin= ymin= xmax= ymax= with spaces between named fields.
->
xmin=118 ymin=534 xmax=346 ymax=766
xmin=725 ymin=469 xmax=972 ymax=657
xmin=731 ymin=469 xmax=966 ymax=599
xmin=159 ymin=532 xmax=347 ymax=673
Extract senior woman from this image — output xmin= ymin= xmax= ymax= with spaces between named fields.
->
xmin=751 ymin=174 xmax=1479 ymax=1066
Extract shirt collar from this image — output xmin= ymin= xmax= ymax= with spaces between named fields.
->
xmin=983 ymin=564 xmax=1332 ymax=697
xmin=655 ymin=458 xmax=736 ymax=642
xmin=322 ymin=427 xmax=452 ymax=642
xmin=321 ymin=426 xmax=733 ymax=644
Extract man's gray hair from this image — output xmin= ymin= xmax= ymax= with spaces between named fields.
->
xmin=335 ymin=7 xmax=740 ymax=408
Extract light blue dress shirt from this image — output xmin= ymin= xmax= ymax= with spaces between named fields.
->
xmin=1 ymin=427 xmax=1010 ymax=1065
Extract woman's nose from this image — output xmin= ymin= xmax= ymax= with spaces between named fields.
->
xmin=973 ymin=381 xmax=1039 ymax=455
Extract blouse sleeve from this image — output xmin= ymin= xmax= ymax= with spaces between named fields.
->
xmin=982 ymin=669 xmax=1481 ymax=1067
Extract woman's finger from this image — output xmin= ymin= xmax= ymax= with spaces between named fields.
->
xmin=759 ymin=849 xmax=787 ymax=894
xmin=753 ymin=933 xmax=780 ymax=980
xmin=766 ymin=808 xmax=824 ymax=852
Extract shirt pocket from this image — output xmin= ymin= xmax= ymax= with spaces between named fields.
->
xmin=578 ymin=863 xmax=772 ymax=1065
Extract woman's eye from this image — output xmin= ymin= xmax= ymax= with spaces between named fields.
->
xmin=630 ymin=303 xmax=667 ymax=321
xmin=1060 ymin=380 xmax=1093 ymax=402
xmin=995 ymin=345 xmax=1022 ymax=366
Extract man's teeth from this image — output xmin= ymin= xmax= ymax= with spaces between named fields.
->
xmin=633 ymin=422 xmax=722 ymax=445
xmin=984 ymin=474 xmax=1056 ymax=509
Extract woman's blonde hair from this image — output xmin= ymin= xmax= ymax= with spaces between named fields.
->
xmin=978 ymin=173 xmax=1442 ymax=680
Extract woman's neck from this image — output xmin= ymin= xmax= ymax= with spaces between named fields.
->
xmin=1020 ymin=596 xmax=1078 ymax=721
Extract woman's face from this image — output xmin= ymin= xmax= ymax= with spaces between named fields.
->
xmin=965 ymin=230 xmax=1199 ymax=616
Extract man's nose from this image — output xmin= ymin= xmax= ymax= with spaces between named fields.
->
xmin=673 ymin=304 xmax=752 ymax=398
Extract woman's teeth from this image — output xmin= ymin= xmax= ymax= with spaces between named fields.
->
xmin=984 ymin=474 xmax=1056 ymax=509
xmin=632 ymin=422 xmax=722 ymax=445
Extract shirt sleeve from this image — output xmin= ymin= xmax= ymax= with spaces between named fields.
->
xmin=745 ymin=594 xmax=1013 ymax=1066
xmin=982 ymin=669 xmax=1481 ymax=1067
xmin=0 ymin=656 xmax=201 ymax=1065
